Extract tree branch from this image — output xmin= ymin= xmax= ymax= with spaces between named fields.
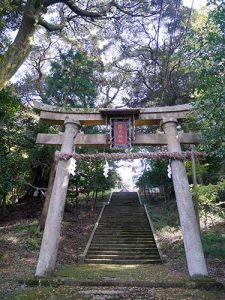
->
xmin=44 ymin=0 xmax=110 ymax=19
xmin=38 ymin=17 xmax=65 ymax=31
xmin=0 ymin=0 xmax=42 ymax=90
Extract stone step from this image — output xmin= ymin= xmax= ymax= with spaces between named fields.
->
xmin=84 ymin=259 xmax=162 ymax=264
xmin=92 ymin=239 xmax=155 ymax=243
xmin=102 ymin=212 xmax=146 ymax=214
xmin=90 ymin=242 xmax=156 ymax=249
xmin=98 ymin=223 xmax=149 ymax=225
xmin=95 ymin=230 xmax=152 ymax=233
xmin=93 ymin=235 xmax=154 ymax=239
xmin=89 ymin=247 xmax=158 ymax=251
xmin=86 ymin=254 xmax=160 ymax=259
xmin=87 ymin=250 xmax=159 ymax=255
xmin=94 ymin=234 xmax=154 ymax=237
xmin=83 ymin=192 xmax=161 ymax=265
xmin=97 ymin=225 xmax=150 ymax=229
xmin=95 ymin=234 xmax=153 ymax=237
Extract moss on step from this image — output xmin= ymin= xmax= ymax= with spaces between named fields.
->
xmin=8 ymin=285 xmax=225 ymax=300
xmin=9 ymin=287 xmax=91 ymax=300
xmin=10 ymin=265 xmax=224 ymax=300
xmin=20 ymin=264 xmax=224 ymax=291
xmin=57 ymin=263 xmax=176 ymax=281
xmin=19 ymin=278 xmax=64 ymax=288
xmin=189 ymin=276 xmax=224 ymax=290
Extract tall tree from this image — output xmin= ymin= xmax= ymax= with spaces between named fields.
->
xmin=184 ymin=0 xmax=225 ymax=164
xmin=0 ymin=0 xmax=112 ymax=90
xmin=111 ymin=0 xmax=196 ymax=107
xmin=43 ymin=49 xmax=98 ymax=107
xmin=0 ymin=0 xmax=163 ymax=91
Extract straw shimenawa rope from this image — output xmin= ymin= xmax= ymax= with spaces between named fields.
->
xmin=55 ymin=151 xmax=206 ymax=161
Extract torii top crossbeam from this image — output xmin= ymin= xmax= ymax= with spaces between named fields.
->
xmin=33 ymin=101 xmax=200 ymax=146
xmin=33 ymin=101 xmax=191 ymax=126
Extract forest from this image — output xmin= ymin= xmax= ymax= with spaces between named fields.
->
xmin=0 ymin=0 xmax=225 ymax=299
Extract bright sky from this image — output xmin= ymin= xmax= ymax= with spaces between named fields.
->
xmin=183 ymin=0 xmax=207 ymax=9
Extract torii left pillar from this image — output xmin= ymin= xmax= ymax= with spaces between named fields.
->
xmin=35 ymin=118 xmax=80 ymax=276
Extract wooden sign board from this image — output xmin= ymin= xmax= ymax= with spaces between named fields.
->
xmin=110 ymin=118 xmax=131 ymax=149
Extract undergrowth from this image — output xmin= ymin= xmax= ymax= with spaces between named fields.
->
xmin=146 ymin=199 xmax=225 ymax=259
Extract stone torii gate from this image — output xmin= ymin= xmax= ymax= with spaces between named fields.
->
xmin=33 ymin=101 xmax=208 ymax=277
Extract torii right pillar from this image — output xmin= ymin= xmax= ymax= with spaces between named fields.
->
xmin=162 ymin=118 xmax=208 ymax=276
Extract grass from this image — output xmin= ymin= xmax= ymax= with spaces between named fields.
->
xmin=146 ymin=201 xmax=181 ymax=231
xmin=9 ymin=287 xmax=92 ymax=300
xmin=8 ymin=285 xmax=225 ymax=300
xmin=8 ymin=264 xmax=225 ymax=300
xmin=57 ymin=263 xmax=181 ymax=281
xmin=147 ymin=199 xmax=225 ymax=259
xmin=202 ymin=231 xmax=225 ymax=258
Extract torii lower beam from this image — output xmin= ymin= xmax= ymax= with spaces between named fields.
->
xmin=36 ymin=132 xmax=201 ymax=146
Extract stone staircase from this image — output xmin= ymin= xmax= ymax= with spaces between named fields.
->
xmin=84 ymin=192 xmax=162 ymax=264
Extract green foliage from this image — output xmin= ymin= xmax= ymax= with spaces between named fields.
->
xmin=0 ymin=89 xmax=52 ymax=205
xmin=137 ymin=160 xmax=169 ymax=188
xmin=147 ymin=202 xmax=180 ymax=231
xmin=147 ymin=196 xmax=225 ymax=261
xmin=202 ymin=231 xmax=225 ymax=258
xmin=23 ymin=221 xmax=42 ymax=249
xmin=26 ymin=237 xmax=40 ymax=249
xmin=137 ymin=160 xmax=173 ymax=202
xmin=0 ymin=88 xmax=23 ymax=199
xmin=185 ymin=1 xmax=225 ymax=162
xmin=0 ymin=86 xmax=19 ymax=121
xmin=69 ymin=158 xmax=118 ymax=198
xmin=0 ymin=1 xmax=22 ymax=54
xmin=185 ymin=161 xmax=209 ymax=179
xmin=43 ymin=49 xmax=98 ymax=108
xmin=193 ymin=179 xmax=225 ymax=218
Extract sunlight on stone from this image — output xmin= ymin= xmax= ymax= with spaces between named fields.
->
xmin=89 ymin=264 xmax=142 ymax=270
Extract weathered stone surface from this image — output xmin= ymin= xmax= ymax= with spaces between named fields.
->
xmin=36 ymin=132 xmax=201 ymax=146
xmin=35 ymin=119 xmax=80 ymax=276
xmin=33 ymin=101 xmax=191 ymax=125
xmin=162 ymin=118 xmax=208 ymax=277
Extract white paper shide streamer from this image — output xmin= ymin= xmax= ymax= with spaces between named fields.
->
xmin=103 ymin=160 xmax=110 ymax=178
xmin=68 ymin=157 xmax=77 ymax=176
xmin=167 ymin=163 xmax=172 ymax=178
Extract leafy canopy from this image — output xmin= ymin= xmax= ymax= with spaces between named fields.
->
xmin=185 ymin=0 xmax=225 ymax=162
xmin=43 ymin=50 xmax=98 ymax=108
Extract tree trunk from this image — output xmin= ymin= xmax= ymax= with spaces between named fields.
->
xmin=92 ymin=190 xmax=98 ymax=212
xmin=39 ymin=158 xmax=56 ymax=230
xmin=0 ymin=0 xmax=42 ymax=90
xmin=0 ymin=192 xmax=8 ymax=216
xmin=147 ymin=185 xmax=151 ymax=201
xmin=196 ymin=157 xmax=204 ymax=184
xmin=86 ymin=191 xmax=90 ymax=207
xmin=144 ymin=185 xmax=148 ymax=201
xmin=19 ymin=164 xmax=47 ymax=202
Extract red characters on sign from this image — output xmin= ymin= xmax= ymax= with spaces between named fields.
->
xmin=114 ymin=121 xmax=127 ymax=147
